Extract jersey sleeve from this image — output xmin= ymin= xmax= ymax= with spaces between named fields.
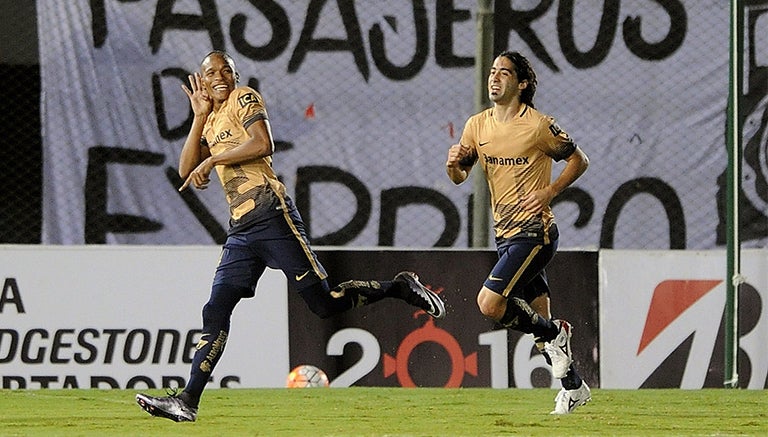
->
xmin=457 ymin=116 xmax=479 ymax=166
xmin=233 ymin=87 xmax=268 ymax=130
xmin=536 ymin=116 xmax=577 ymax=162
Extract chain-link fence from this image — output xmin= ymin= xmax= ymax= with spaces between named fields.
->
xmin=2 ymin=0 xmax=766 ymax=249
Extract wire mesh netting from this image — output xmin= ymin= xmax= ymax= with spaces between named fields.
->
xmin=2 ymin=0 xmax=767 ymax=249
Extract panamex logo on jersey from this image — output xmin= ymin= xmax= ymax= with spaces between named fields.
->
xmin=600 ymin=250 xmax=768 ymax=389
xmin=212 ymin=129 xmax=232 ymax=145
xmin=484 ymin=155 xmax=530 ymax=166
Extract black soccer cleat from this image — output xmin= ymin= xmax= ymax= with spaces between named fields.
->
xmin=136 ymin=391 xmax=198 ymax=422
xmin=394 ymin=271 xmax=446 ymax=319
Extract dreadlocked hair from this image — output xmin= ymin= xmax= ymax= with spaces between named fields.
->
xmin=498 ymin=51 xmax=537 ymax=108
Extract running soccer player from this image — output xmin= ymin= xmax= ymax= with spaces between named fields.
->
xmin=136 ymin=51 xmax=445 ymax=422
xmin=445 ymin=51 xmax=591 ymax=414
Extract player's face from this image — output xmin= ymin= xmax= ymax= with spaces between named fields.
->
xmin=200 ymin=54 xmax=237 ymax=103
xmin=488 ymin=56 xmax=525 ymax=105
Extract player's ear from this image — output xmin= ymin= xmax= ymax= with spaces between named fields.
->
xmin=519 ymin=80 xmax=528 ymax=90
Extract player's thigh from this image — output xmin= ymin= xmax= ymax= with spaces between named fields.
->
xmin=262 ymin=232 xmax=327 ymax=289
xmin=485 ymin=240 xmax=554 ymax=299
xmin=213 ymin=235 xmax=267 ymax=293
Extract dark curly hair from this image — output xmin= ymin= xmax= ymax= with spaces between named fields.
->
xmin=497 ymin=51 xmax=537 ymax=108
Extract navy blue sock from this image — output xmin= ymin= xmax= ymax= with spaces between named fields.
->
xmin=183 ymin=283 xmax=245 ymax=406
xmin=300 ymin=279 xmax=401 ymax=319
xmin=335 ymin=280 xmax=399 ymax=303
xmin=298 ymin=280 xmax=355 ymax=318
xmin=561 ymin=365 xmax=583 ymax=390
xmin=500 ymin=297 xmax=558 ymax=341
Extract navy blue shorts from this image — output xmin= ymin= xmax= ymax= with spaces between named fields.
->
xmin=212 ymin=200 xmax=327 ymax=297
xmin=483 ymin=225 xmax=559 ymax=302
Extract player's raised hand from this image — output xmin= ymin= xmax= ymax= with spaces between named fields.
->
xmin=445 ymin=144 xmax=473 ymax=185
xmin=181 ymin=72 xmax=212 ymax=117
xmin=446 ymin=144 xmax=471 ymax=168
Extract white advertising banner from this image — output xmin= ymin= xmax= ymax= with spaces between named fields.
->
xmin=0 ymin=246 xmax=288 ymax=389
xmin=599 ymin=250 xmax=768 ymax=389
xmin=35 ymin=1 xmax=768 ymax=249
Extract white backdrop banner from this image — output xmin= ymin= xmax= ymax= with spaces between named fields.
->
xmin=36 ymin=1 xmax=767 ymax=248
xmin=4 ymin=247 xmax=766 ymax=389
xmin=0 ymin=246 xmax=288 ymax=389
xmin=599 ymin=249 xmax=768 ymax=389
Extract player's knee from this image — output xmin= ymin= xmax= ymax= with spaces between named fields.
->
xmin=298 ymin=282 xmax=341 ymax=319
xmin=303 ymin=297 xmax=334 ymax=319
xmin=477 ymin=299 xmax=506 ymax=321
xmin=202 ymin=284 xmax=245 ymax=324
xmin=202 ymin=301 xmax=227 ymax=324
xmin=477 ymin=290 xmax=504 ymax=321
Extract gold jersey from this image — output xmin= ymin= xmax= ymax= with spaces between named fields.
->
xmin=460 ymin=104 xmax=576 ymax=241
xmin=201 ymin=86 xmax=287 ymax=225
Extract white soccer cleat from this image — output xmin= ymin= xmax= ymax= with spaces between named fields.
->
xmin=550 ymin=381 xmax=591 ymax=414
xmin=544 ymin=319 xmax=573 ymax=378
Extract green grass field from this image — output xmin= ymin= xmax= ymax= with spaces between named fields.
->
xmin=1 ymin=388 xmax=766 ymax=436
